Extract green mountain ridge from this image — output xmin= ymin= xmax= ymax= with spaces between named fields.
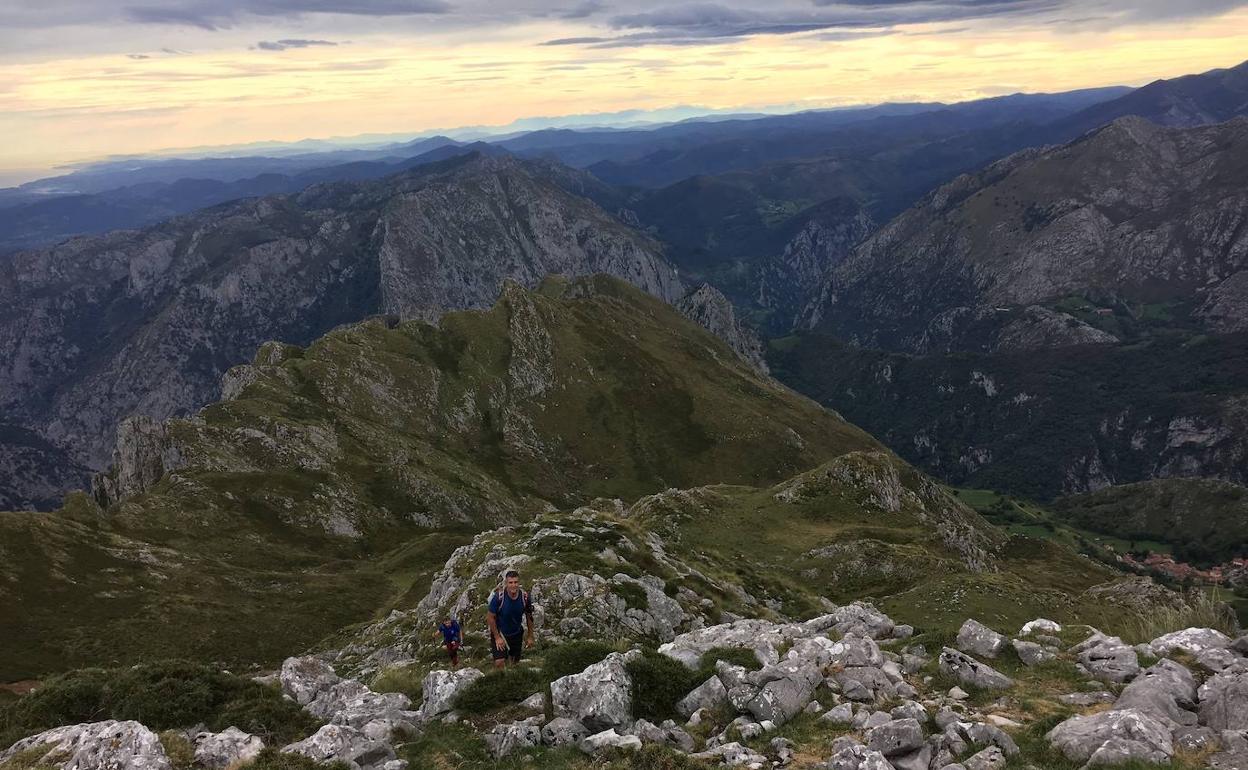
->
xmin=0 ymin=275 xmax=881 ymax=681
xmin=1054 ymin=478 xmax=1248 ymax=566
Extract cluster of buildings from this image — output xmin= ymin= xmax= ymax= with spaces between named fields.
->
xmin=1118 ymin=552 xmax=1248 ymax=587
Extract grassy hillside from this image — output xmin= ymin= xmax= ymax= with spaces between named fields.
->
xmin=1053 ymin=478 xmax=1248 ymax=565
xmin=0 ymin=276 xmax=879 ymax=681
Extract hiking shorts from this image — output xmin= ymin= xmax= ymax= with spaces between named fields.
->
xmin=444 ymin=641 xmax=460 ymax=663
xmin=491 ymin=632 xmax=524 ymax=662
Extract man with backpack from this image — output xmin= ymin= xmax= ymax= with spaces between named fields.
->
xmin=486 ymin=569 xmax=535 ymax=668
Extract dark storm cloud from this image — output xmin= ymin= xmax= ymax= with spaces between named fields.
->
xmin=560 ymin=0 xmax=606 ymax=19
xmin=125 ymin=0 xmax=451 ymax=30
xmin=254 ymin=37 xmax=339 ymax=50
xmin=536 ymin=0 xmax=1248 ymax=47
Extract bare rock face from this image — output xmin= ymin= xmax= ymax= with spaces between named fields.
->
xmin=1045 ymin=709 xmax=1173 ymax=766
xmin=955 ymin=619 xmax=1007 ymax=659
xmin=938 ymin=648 xmax=1013 ymax=691
xmin=675 ymin=283 xmax=769 ymax=374
xmin=549 ymin=651 xmax=640 ymax=732
xmin=91 ymin=416 xmax=184 ymax=506
xmin=763 ymin=198 xmax=874 ymax=333
xmin=281 ymin=724 xmax=395 ymax=770
xmin=0 ymin=721 xmax=172 ymax=770
xmin=192 ymin=728 xmax=265 ymax=769
xmin=0 ymin=154 xmax=683 ymax=509
xmin=805 ymin=117 xmax=1248 ymax=353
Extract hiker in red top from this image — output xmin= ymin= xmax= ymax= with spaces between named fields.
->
xmin=486 ymin=570 xmax=534 ymax=668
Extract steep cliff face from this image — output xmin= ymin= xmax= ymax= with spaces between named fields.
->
xmin=804 ymin=117 xmax=1248 ymax=353
xmin=675 ymin=283 xmax=768 ymax=373
xmin=757 ymin=197 xmax=873 ymax=334
xmin=0 ymin=154 xmax=682 ymax=508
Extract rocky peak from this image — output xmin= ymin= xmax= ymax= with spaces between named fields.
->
xmin=675 ymin=284 xmax=768 ymax=373
xmin=804 ymin=117 xmax=1248 ymax=353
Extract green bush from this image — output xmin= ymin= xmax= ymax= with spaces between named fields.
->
xmin=246 ymin=748 xmax=351 ymax=770
xmin=0 ymin=662 xmax=317 ymax=749
xmin=541 ymin=641 xmax=616 ymax=683
xmin=613 ymin=582 xmax=650 ymax=611
xmin=452 ymin=668 xmax=544 ymax=714
xmin=625 ymin=651 xmax=701 ymax=723
xmin=601 ymin=743 xmax=704 ymax=769
xmin=696 ymin=647 xmax=761 ymax=674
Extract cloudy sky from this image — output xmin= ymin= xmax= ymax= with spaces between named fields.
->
xmin=2 ymin=0 xmax=1246 ymax=184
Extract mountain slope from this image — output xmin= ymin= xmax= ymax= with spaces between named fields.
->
xmin=1053 ymin=478 xmax=1248 ymax=565
xmin=0 ymin=154 xmax=682 ymax=508
xmin=0 ymin=276 xmax=884 ymax=679
xmin=769 ymin=332 xmax=1248 ymax=499
xmin=804 ymin=116 xmax=1248 ymax=353
xmin=1053 ymin=59 xmax=1248 ymax=139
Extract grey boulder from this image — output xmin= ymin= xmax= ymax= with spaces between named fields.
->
xmin=0 ymin=721 xmax=172 ymax=770
xmin=1150 ymin=628 xmax=1234 ymax=657
xmin=1200 ymin=670 xmax=1248 ymax=730
xmin=282 ymin=724 xmax=396 ymax=770
xmin=192 ymin=728 xmax=265 ymax=769
xmin=1045 ymin=709 xmax=1173 ymax=766
xmin=962 ymin=746 xmax=1007 ymax=770
xmin=484 ymin=719 xmax=541 ymax=759
xmin=956 ymin=620 xmax=1007 ymax=659
xmin=419 ymin=668 xmax=484 ymax=719
xmin=826 ymin=744 xmax=895 ymax=770
xmin=1073 ymin=632 xmax=1140 ymax=684
xmin=541 ymin=718 xmax=589 ymax=748
xmin=1011 ymin=639 xmax=1056 ymax=667
xmin=866 ymin=718 xmax=924 ymax=756
xmin=677 ymin=674 xmax=729 ymax=719
xmin=938 ymin=648 xmax=1013 ymax=691
xmin=550 ymin=651 xmax=638 ymax=732
xmin=746 ymin=662 xmax=822 ymax=725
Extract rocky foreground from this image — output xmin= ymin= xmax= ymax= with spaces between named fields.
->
xmin=3 ymin=604 xmax=1246 ymax=770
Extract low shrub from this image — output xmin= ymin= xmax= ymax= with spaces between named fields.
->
xmin=452 ymin=668 xmax=544 ymax=714
xmin=696 ymin=647 xmax=761 ymax=675
xmin=0 ymin=662 xmax=316 ymax=749
xmin=541 ymin=641 xmax=616 ymax=683
xmin=612 ymin=583 xmax=650 ymax=612
xmin=246 ymin=748 xmax=351 ymax=770
xmin=625 ymin=651 xmax=701 ymax=723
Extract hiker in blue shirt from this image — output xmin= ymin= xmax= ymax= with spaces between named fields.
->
xmin=487 ymin=569 xmax=535 ymax=668
xmin=434 ymin=616 xmax=462 ymax=668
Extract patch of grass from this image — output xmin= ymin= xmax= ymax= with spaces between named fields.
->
xmin=247 ymin=748 xmax=352 ymax=770
xmin=158 ymin=731 xmax=194 ymax=770
xmin=0 ymin=745 xmax=57 ymax=770
xmin=0 ymin=662 xmax=316 ymax=749
xmin=1115 ymin=589 xmax=1240 ymax=644
xmin=370 ymin=665 xmax=424 ymax=702
xmin=452 ymin=668 xmax=544 ymax=714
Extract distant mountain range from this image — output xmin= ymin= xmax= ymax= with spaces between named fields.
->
xmin=4 ymin=58 xmax=1248 ymax=512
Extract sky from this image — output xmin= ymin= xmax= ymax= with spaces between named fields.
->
xmin=2 ymin=0 xmax=1247 ymax=186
